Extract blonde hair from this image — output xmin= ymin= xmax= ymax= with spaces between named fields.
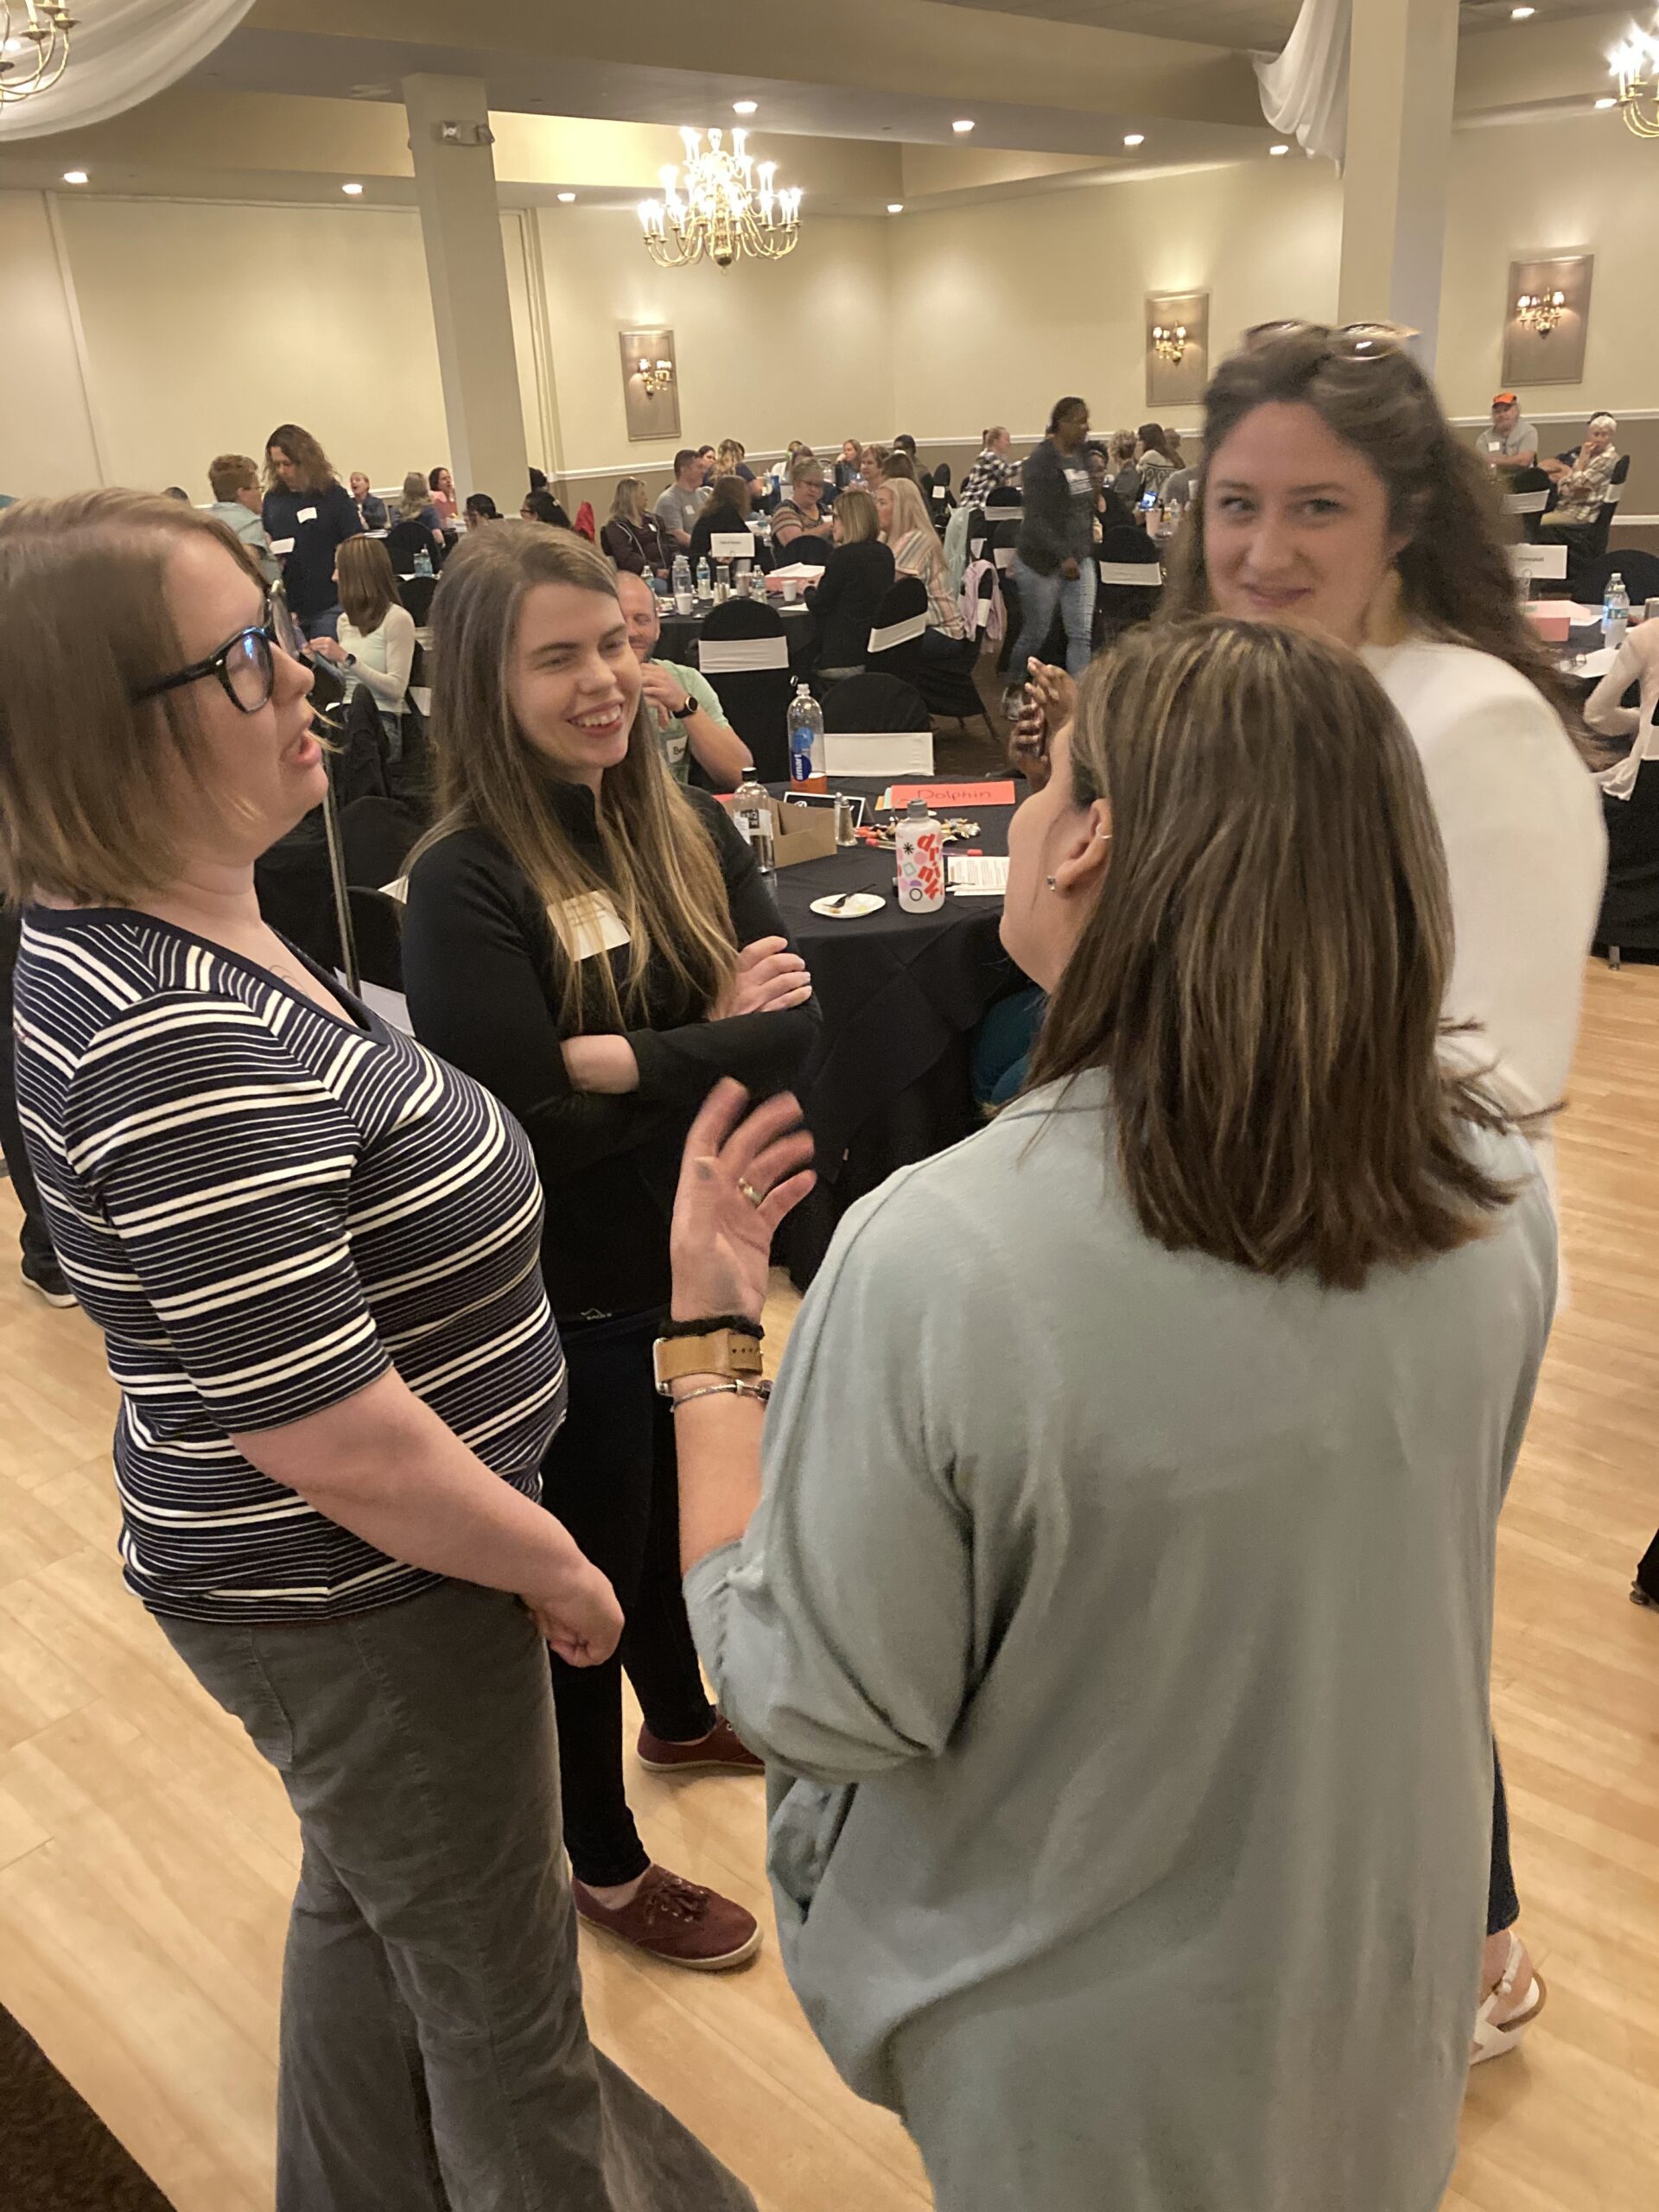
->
xmin=1027 ymin=619 xmax=1516 ymax=1288
xmin=397 ymin=470 xmax=430 ymax=520
xmin=337 ymin=535 xmax=398 ymax=635
xmin=0 ymin=491 xmax=263 ymax=904
xmin=834 ymin=488 xmax=879 ymax=544
xmin=881 ymin=476 xmax=944 ymax=582
xmin=417 ymin=524 xmax=736 ymax=1027
xmin=610 ymin=477 xmax=647 ymax=526
xmin=716 ymin=439 xmax=747 ymax=467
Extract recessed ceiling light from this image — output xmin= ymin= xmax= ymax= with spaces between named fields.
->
xmin=733 ymin=99 xmax=758 ymax=117
xmin=3 ymin=35 xmax=27 ymax=53
xmin=340 ymin=181 xmax=364 ymax=196
xmin=887 ymin=201 xmax=905 ymax=213
xmin=556 ymin=191 xmax=576 ymax=202
xmin=952 ymin=118 xmax=975 ymax=134
xmin=61 ymin=169 xmax=89 ymax=185
xmin=1510 ymin=4 xmax=1534 ymax=16
xmin=1268 ymin=143 xmax=1290 ymax=156
xmin=1595 ymin=95 xmax=1618 ymax=108
xmin=1123 ymin=133 xmax=1145 ymax=148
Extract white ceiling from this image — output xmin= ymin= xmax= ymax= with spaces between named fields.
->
xmin=931 ymin=0 xmax=1630 ymax=48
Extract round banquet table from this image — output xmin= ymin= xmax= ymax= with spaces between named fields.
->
xmin=655 ymin=597 xmax=817 ymax=670
xmin=765 ymin=777 xmax=1027 ymax=1286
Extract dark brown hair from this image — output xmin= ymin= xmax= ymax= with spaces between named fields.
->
xmin=1136 ymin=422 xmax=1169 ymax=457
xmin=415 ymin=524 xmax=735 ymax=1027
xmin=0 ymin=491 xmax=263 ymax=903
xmin=337 ymin=534 xmax=398 ymax=635
xmin=1161 ymin=326 xmax=1586 ymax=737
xmin=264 ymin=422 xmax=335 ymax=496
xmin=1026 ymin=618 xmax=1516 ymax=1289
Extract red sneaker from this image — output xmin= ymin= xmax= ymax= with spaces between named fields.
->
xmin=637 ymin=1715 xmax=764 ymax=1776
xmin=571 ymin=1865 xmax=762 ymax=1971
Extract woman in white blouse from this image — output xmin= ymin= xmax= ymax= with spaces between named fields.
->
xmin=311 ymin=535 xmax=416 ymax=753
xmin=1163 ymin=320 xmax=1606 ymax=2067
xmin=875 ymin=476 xmax=969 ymax=664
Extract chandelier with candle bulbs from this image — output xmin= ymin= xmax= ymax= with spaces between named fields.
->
xmin=0 ymin=1 xmax=76 ymax=105
xmin=1516 ymin=288 xmax=1567 ymax=336
xmin=639 ymin=128 xmax=803 ymax=269
xmin=1610 ymin=14 xmax=1659 ymax=137
xmin=1151 ymin=322 xmax=1188 ymax=365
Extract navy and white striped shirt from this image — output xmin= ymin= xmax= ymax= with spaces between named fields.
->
xmin=14 ymin=909 xmax=567 ymax=1623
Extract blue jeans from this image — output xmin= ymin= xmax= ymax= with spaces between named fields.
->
xmin=1010 ymin=556 xmax=1096 ymax=681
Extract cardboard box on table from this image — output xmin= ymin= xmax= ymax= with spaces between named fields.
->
xmin=721 ymin=796 xmax=837 ymax=869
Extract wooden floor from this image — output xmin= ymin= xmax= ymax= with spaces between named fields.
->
xmin=0 ymin=961 xmax=1656 ymax=2212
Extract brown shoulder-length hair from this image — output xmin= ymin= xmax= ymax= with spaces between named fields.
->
xmin=0 ymin=490 xmax=267 ymax=905
xmin=264 ymin=422 xmax=335 ymax=496
xmin=337 ymin=534 xmax=398 ymax=635
xmin=1160 ymin=325 xmax=1588 ymax=741
xmin=1026 ymin=618 xmax=1516 ymax=1290
xmin=416 ymin=522 xmax=736 ymax=1027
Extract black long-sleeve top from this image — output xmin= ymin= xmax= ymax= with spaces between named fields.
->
xmin=688 ymin=499 xmax=750 ymax=568
xmin=804 ymin=539 xmax=895 ymax=668
xmin=402 ymin=779 xmax=818 ymax=1319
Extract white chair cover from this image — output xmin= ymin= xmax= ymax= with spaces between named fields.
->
xmin=697 ymin=636 xmax=790 ymax=674
xmin=1505 ymin=491 xmax=1551 ymax=516
xmin=868 ymin=611 xmax=930 ymax=653
xmin=1098 ymin=562 xmax=1165 ymax=588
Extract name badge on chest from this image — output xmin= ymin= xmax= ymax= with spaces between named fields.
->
xmin=552 ymin=892 xmax=632 ymax=964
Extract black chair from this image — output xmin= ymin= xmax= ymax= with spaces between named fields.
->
xmin=1096 ymin=524 xmax=1164 ymax=645
xmin=821 ymin=671 xmax=931 ymax=734
xmin=929 ymin=462 xmax=956 ymax=524
xmin=1550 ymin=454 xmax=1633 ymax=598
xmin=1503 ymin=469 xmax=1554 ymax=544
xmin=865 ymin=575 xmax=930 ymax=686
xmin=697 ymin=598 xmax=793 ymax=781
xmin=340 ymin=795 xmax=423 ymax=889
xmin=1597 ymin=741 xmax=1659 ymax=967
xmin=386 ymin=522 xmax=442 ymax=581
xmin=398 ymin=573 xmax=439 ymax=625
xmin=788 ymin=536 xmax=834 ymax=569
xmin=912 ymin=628 xmax=991 ymax=737
xmin=1579 ymin=549 xmax=1659 ymax=613
xmin=347 ymin=887 xmax=408 ymax=996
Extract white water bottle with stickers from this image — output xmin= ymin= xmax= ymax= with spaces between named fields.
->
xmin=895 ymin=796 xmax=944 ymax=915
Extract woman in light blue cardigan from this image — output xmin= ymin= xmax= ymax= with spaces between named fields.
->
xmin=658 ymin=619 xmax=1556 ymax=2212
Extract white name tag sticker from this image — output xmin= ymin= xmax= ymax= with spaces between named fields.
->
xmin=296 ymin=505 xmax=318 ymax=524
xmin=551 ymin=892 xmax=632 ymax=963
xmin=270 ymin=537 xmax=296 ymax=555
xmin=1065 ymin=467 xmax=1090 ymax=493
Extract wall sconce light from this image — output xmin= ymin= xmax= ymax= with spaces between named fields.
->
xmin=1151 ymin=322 xmax=1188 ymax=365
xmin=1516 ymin=289 xmax=1567 ymax=336
xmin=636 ymin=355 xmax=676 ymax=398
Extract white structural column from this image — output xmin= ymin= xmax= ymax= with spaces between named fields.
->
xmin=402 ymin=73 xmax=527 ymax=505
xmin=1337 ymin=0 xmax=1459 ymax=369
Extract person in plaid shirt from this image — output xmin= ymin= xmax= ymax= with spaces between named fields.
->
xmin=962 ymin=426 xmax=1018 ymax=507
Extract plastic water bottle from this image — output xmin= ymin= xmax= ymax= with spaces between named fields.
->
xmin=696 ymin=556 xmax=713 ymax=601
xmin=672 ymin=552 xmax=692 ymax=613
xmin=414 ymin=543 xmax=434 ymax=578
xmin=1603 ymin=571 xmax=1630 ymax=652
xmin=786 ymin=683 xmax=825 ymax=791
xmin=730 ymin=775 xmax=775 ymax=876
xmin=895 ymin=797 xmax=945 ymax=915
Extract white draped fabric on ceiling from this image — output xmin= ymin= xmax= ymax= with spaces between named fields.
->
xmin=0 ymin=0 xmax=253 ymax=141
xmin=1254 ymin=0 xmax=1351 ymax=170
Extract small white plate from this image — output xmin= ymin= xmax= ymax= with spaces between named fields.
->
xmin=810 ymin=891 xmax=885 ymax=918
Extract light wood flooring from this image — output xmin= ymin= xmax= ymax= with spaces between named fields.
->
xmin=0 ymin=959 xmax=1655 ymax=2211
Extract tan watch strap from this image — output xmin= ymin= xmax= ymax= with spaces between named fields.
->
xmin=652 ymin=1329 xmax=765 ymax=1395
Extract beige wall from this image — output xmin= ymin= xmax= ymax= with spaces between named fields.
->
xmin=888 ymin=156 xmax=1342 ymax=436
xmin=0 ymin=191 xmax=100 ymax=498
xmin=531 ymin=207 xmax=894 ymax=480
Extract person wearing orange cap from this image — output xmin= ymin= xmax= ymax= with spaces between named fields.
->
xmin=1478 ymin=391 xmax=1539 ymax=474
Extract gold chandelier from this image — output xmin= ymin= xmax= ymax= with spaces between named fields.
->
xmin=639 ymin=128 xmax=802 ymax=270
xmin=0 ymin=1 xmax=75 ymax=105
xmin=635 ymin=353 xmax=675 ymax=398
xmin=1610 ymin=16 xmax=1659 ymax=137
xmin=1151 ymin=322 xmax=1188 ymax=365
xmin=1516 ymin=288 xmax=1567 ymax=336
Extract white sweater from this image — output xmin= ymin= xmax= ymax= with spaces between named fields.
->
xmin=338 ymin=603 xmax=416 ymax=714
xmin=1364 ymin=637 xmax=1606 ymax=1206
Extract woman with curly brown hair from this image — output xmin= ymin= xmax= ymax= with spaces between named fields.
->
xmin=262 ymin=420 xmax=361 ymax=640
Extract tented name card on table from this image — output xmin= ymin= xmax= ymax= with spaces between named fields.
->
xmin=886 ymin=780 xmax=1018 ymax=810
xmin=823 ymin=731 xmax=935 ymax=778
xmin=709 ymin=532 xmax=757 ymax=560
xmin=1509 ymin=543 xmax=1567 ymax=583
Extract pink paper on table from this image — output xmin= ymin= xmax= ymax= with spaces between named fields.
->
xmin=887 ymin=781 xmax=1018 ymax=809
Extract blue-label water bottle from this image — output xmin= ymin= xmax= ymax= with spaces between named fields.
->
xmin=786 ymin=683 xmax=825 ymax=791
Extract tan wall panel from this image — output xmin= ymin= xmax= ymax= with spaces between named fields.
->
xmin=0 ymin=191 xmax=101 ymax=499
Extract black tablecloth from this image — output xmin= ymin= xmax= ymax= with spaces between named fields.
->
xmin=766 ymin=779 xmax=1024 ymax=1283
xmin=655 ymin=601 xmax=817 ymax=671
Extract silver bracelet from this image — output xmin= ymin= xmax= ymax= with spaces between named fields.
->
xmin=670 ymin=1379 xmax=772 ymax=1413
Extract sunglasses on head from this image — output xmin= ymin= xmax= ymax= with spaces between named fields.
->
xmin=1242 ymin=320 xmax=1420 ymax=360
xmin=130 ymin=593 xmax=308 ymax=715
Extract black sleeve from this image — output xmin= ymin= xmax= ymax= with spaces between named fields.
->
xmin=328 ymin=483 xmax=364 ymax=549
xmin=688 ymin=512 xmax=713 ymax=565
xmin=625 ymin=792 xmax=820 ymax=1109
xmin=402 ymin=832 xmax=683 ymax=1185
xmin=804 ymin=547 xmax=846 ymax=617
xmin=1018 ymin=448 xmax=1068 ymax=572
xmin=602 ymin=522 xmax=644 ymax=575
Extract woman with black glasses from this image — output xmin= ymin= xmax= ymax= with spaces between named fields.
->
xmin=0 ymin=488 xmax=757 ymax=2212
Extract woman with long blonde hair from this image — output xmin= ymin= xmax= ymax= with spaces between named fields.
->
xmin=402 ymin=523 xmax=817 ymax=1971
xmin=659 ymin=618 xmax=1556 ymax=2212
xmin=601 ymin=475 xmax=670 ymax=575
xmin=877 ymin=474 xmax=968 ymax=651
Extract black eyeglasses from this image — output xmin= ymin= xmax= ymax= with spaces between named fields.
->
xmin=132 ymin=594 xmax=306 ymax=715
